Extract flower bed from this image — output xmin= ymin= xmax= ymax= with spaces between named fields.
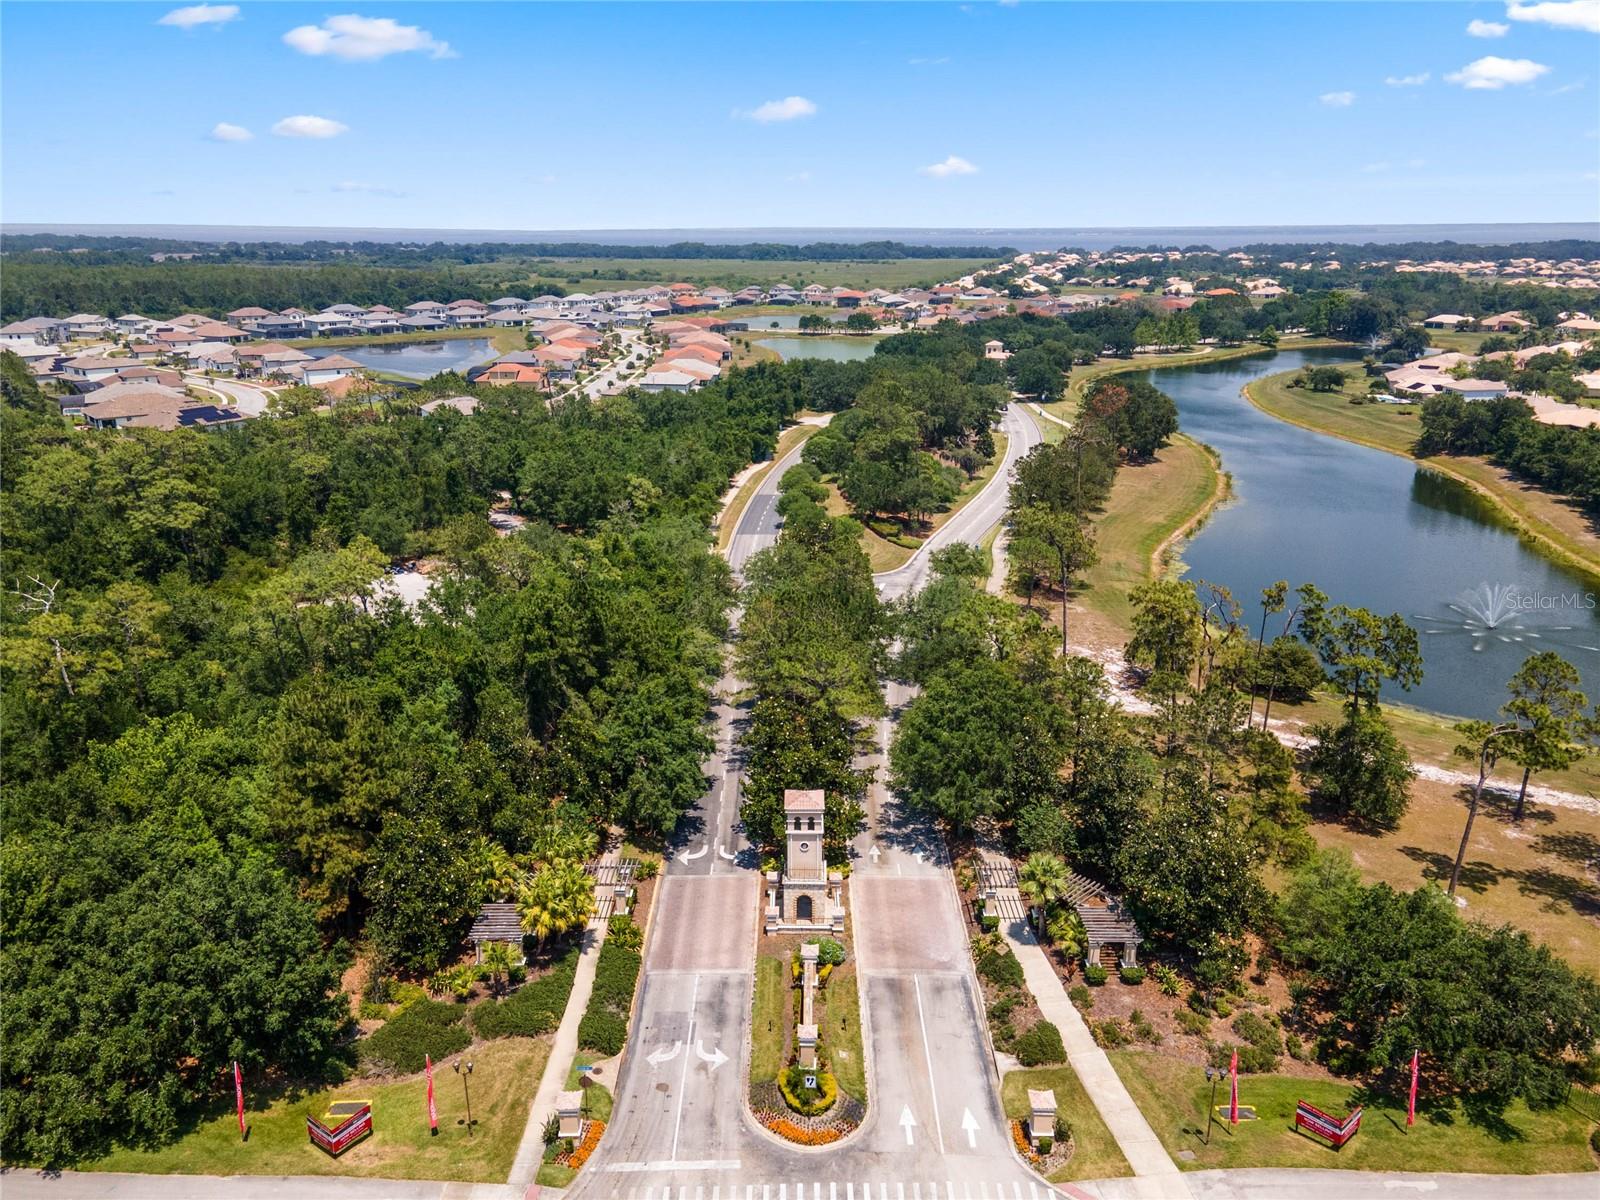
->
xmin=753 ymin=1081 xmax=865 ymax=1146
xmin=1010 ymin=1117 xmax=1075 ymax=1176
xmin=555 ymin=1119 xmax=606 ymax=1169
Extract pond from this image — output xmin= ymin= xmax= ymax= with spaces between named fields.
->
xmin=1148 ymin=346 xmax=1600 ymax=719
xmin=759 ymin=336 xmax=881 ymax=363
xmin=307 ymin=338 xmax=499 ymax=379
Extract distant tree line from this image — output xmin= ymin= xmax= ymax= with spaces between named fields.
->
xmin=1416 ymin=392 xmax=1600 ymax=511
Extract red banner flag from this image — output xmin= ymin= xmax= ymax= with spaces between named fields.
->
xmin=425 ymin=1054 xmax=438 ymax=1133
xmin=1407 ymin=1050 xmax=1419 ymax=1127
xmin=1228 ymin=1050 xmax=1239 ymax=1125
xmin=233 ymin=1061 xmax=245 ymax=1136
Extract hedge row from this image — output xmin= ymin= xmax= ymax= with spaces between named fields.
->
xmin=357 ymin=999 xmax=471 ymax=1075
xmin=473 ymin=943 xmax=583 ymax=1040
xmin=578 ymin=943 xmax=642 ymax=1056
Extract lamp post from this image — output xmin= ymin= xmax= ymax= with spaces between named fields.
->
xmin=1203 ymin=1066 xmax=1220 ymax=1145
xmin=454 ymin=1059 xmax=475 ymax=1135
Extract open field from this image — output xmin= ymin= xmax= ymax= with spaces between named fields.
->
xmin=1071 ymin=433 xmax=1225 ymax=645
xmin=823 ymin=431 xmax=1009 ymax=572
xmin=512 ymin=257 xmax=999 ymax=294
xmin=1001 ymin=1067 xmax=1133 ymax=1183
xmin=1245 ymin=364 xmax=1600 ymax=581
xmin=1109 ymin=1049 xmax=1599 ymax=1174
xmin=1421 ymin=328 xmax=1495 ymax=355
xmin=89 ymin=1035 xmax=549 ymax=1182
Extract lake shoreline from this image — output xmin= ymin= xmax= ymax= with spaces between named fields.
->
xmin=1242 ymin=367 xmax=1600 ymax=586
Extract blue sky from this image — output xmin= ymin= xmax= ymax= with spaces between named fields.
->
xmin=2 ymin=1 xmax=1597 ymax=230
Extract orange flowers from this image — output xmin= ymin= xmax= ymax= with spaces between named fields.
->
xmin=556 ymin=1119 xmax=607 ymax=1169
xmin=762 ymin=1115 xmax=845 ymax=1145
xmin=1010 ymin=1119 xmax=1041 ymax=1164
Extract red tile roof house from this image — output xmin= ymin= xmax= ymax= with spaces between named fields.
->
xmin=226 ymin=306 xmax=277 ymax=331
xmin=832 ymin=289 xmax=867 ymax=308
xmin=662 ymin=343 xmax=723 ymax=366
xmin=476 ymin=362 xmax=550 ymax=388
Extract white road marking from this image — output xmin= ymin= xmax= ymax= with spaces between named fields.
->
xmin=695 ymin=1040 xmax=729 ymax=1070
xmin=648 ymin=1041 xmax=683 ymax=1067
xmin=602 ymin=1162 xmax=740 ymax=1173
xmin=678 ymin=842 xmax=709 ymax=864
xmin=961 ymin=1107 xmax=979 ymax=1148
xmin=912 ymin=977 xmax=947 ymax=1154
xmin=899 ymin=1105 xmax=918 ymax=1145
xmin=669 ymin=974 xmax=700 ymax=1162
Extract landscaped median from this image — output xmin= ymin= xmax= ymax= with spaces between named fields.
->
xmin=747 ymin=934 xmax=868 ymax=1146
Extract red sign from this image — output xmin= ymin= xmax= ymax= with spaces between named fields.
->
xmin=1295 ymin=1100 xmax=1363 ymax=1148
xmin=233 ymin=1061 xmax=245 ymax=1136
xmin=426 ymin=1054 xmax=438 ymax=1133
xmin=1228 ymin=1051 xmax=1239 ymax=1125
xmin=307 ymin=1104 xmax=373 ymax=1156
xmin=1407 ymin=1050 xmax=1419 ymax=1127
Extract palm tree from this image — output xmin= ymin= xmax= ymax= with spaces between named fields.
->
xmin=518 ymin=859 xmax=596 ymax=949
xmin=480 ymin=940 xmax=518 ymax=996
xmin=1019 ymin=851 xmax=1072 ymax=928
xmin=471 ymin=836 xmax=525 ymax=902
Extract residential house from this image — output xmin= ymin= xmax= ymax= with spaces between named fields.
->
xmin=832 ymin=289 xmax=867 ymax=308
xmin=1481 ymin=311 xmax=1533 ymax=332
xmin=399 ymin=314 xmax=448 ymax=332
xmin=60 ymin=313 xmax=111 ymax=340
xmin=1556 ymin=315 xmax=1600 ymax=335
xmin=639 ymin=367 xmax=700 ymax=392
xmin=226 ymin=306 xmax=278 ymax=331
xmin=420 ymin=395 xmax=481 ymax=415
xmin=0 ymin=317 xmax=62 ymax=344
xmin=79 ymin=383 xmax=245 ymax=431
xmin=405 ymin=300 xmax=447 ymax=315
xmin=1423 ymin=313 xmax=1470 ymax=329
xmin=61 ymin=355 xmax=136 ymax=388
xmin=291 ymin=354 xmax=364 ymax=387
xmin=115 ymin=314 xmax=158 ymax=336
xmin=475 ymin=362 xmax=549 ymax=388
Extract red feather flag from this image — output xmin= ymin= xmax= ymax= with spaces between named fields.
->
xmin=1407 ymin=1049 xmax=1419 ymax=1127
xmin=233 ymin=1061 xmax=245 ymax=1136
xmin=426 ymin=1054 xmax=438 ymax=1133
xmin=1228 ymin=1049 xmax=1239 ymax=1125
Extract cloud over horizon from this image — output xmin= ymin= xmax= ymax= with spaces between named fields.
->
xmin=158 ymin=4 xmax=238 ymax=29
xmin=1446 ymin=55 xmax=1552 ymax=88
xmin=919 ymin=155 xmax=979 ymax=178
xmin=209 ymin=122 xmax=252 ymax=142
xmin=739 ymin=96 xmax=818 ymax=122
xmin=272 ymin=115 xmax=349 ymax=138
xmin=284 ymin=14 xmax=456 ymax=61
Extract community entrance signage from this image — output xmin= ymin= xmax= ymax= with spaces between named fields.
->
xmin=308 ymin=1100 xmax=373 ymax=1156
xmin=1294 ymin=1099 xmax=1363 ymax=1148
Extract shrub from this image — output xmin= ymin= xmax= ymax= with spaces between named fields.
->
xmin=1232 ymin=1012 xmax=1281 ymax=1052
xmin=1128 ymin=1009 xmax=1162 ymax=1045
xmin=778 ymin=1066 xmax=838 ymax=1116
xmin=1015 ymin=1021 xmax=1067 ymax=1067
xmin=1213 ymin=997 xmax=1234 ymax=1018
xmin=1068 ymin=985 xmax=1093 ymax=1013
xmin=1284 ymin=1032 xmax=1307 ymax=1061
xmin=992 ymin=1021 xmax=1018 ymax=1052
xmin=1119 ymin=965 xmax=1146 ymax=986
xmin=473 ymin=944 xmax=581 ymax=1039
xmin=1055 ymin=1115 xmax=1072 ymax=1144
xmin=578 ymin=1010 xmax=628 ymax=1057
xmin=358 ymin=999 xmax=470 ymax=1075
xmin=1175 ymin=1008 xmax=1209 ymax=1036
xmin=1036 ymin=1136 xmax=1052 ymax=1154
xmin=981 ymin=913 xmax=1000 ymax=933
xmin=1083 ymin=964 xmax=1108 ymax=987
xmin=1151 ymin=964 xmax=1182 ymax=996
xmin=977 ymin=945 xmax=1025 ymax=990
xmin=803 ymin=937 xmax=846 ymax=967
xmin=1591 ymin=1127 xmax=1600 ymax=1155
xmin=607 ymin=915 xmax=644 ymax=952
xmin=988 ymin=995 xmax=1019 ymax=1023
xmin=1092 ymin=1019 xmax=1130 ymax=1049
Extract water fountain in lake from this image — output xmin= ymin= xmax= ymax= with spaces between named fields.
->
xmin=1411 ymin=581 xmax=1600 ymax=656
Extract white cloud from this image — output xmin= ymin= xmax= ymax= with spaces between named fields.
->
xmin=1446 ymin=55 xmax=1552 ymax=88
xmin=739 ymin=96 xmax=818 ymax=123
xmin=272 ymin=114 xmax=349 ymax=138
xmin=209 ymin=121 xmax=252 ymax=142
xmin=1552 ymin=78 xmax=1588 ymax=91
xmin=1319 ymin=90 xmax=1356 ymax=106
xmin=333 ymin=181 xmax=404 ymax=198
xmin=920 ymin=155 xmax=979 ymax=178
xmin=1505 ymin=1 xmax=1600 ymax=33
xmin=1468 ymin=18 xmax=1511 ymax=35
xmin=283 ymin=14 xmax=455 ymax=61
xmin=158 ymin=4 xmax=238 ymax=28
xmin=1385 ymin=72 xmax=1431 ymax=86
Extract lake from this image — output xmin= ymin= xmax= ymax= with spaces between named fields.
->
xmin=307 ymin=338 xmax=499 ymax=379
xmin=1150 ymin=347 xmax=1600 ymax=719
xmin=759 ymin=336 xmax=880 ymax=363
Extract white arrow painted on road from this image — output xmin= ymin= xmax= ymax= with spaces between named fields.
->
xmin=717 ymin=842 xmax=736 ymax=862
xmin=694 ymin=1041 xmax=729 ymax=1071
xmin=960 ymin=1108 xmax=979 ymax=1148
xmin=868 ymin=845 xmax=882 ymax=864
xmin=676 ymin=842 xmax=708 ymax=864
xmin=899 ymin=1105 xmax=917 ymax=1145
xmin=647 ymin=1041 xmax=682 ymax=1067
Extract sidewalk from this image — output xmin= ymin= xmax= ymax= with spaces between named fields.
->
xmin=1001 ymin=916 xmax=1193 ymax=1200
xmin=506 ymin=850 xmax=621 ymax=1189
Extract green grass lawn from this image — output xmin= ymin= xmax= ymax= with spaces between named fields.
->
xmin=514 ymin=257 xmax=1000 ymax=294
xmin=90 ymin=1036 xmax=549 ymax=1183
xmin=750 ymin=953 xmax=789 ymax=1089
xmin=564 ymin=1060 xmax=615 ymax=1123
xmin=818 ymin=964 xmax=867 ymax=1102
xmin=1002 ymin=1067 xmax=1132 ymax=1182
xmin=1110 ymin=1050 xmax=1599 ymax=1174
